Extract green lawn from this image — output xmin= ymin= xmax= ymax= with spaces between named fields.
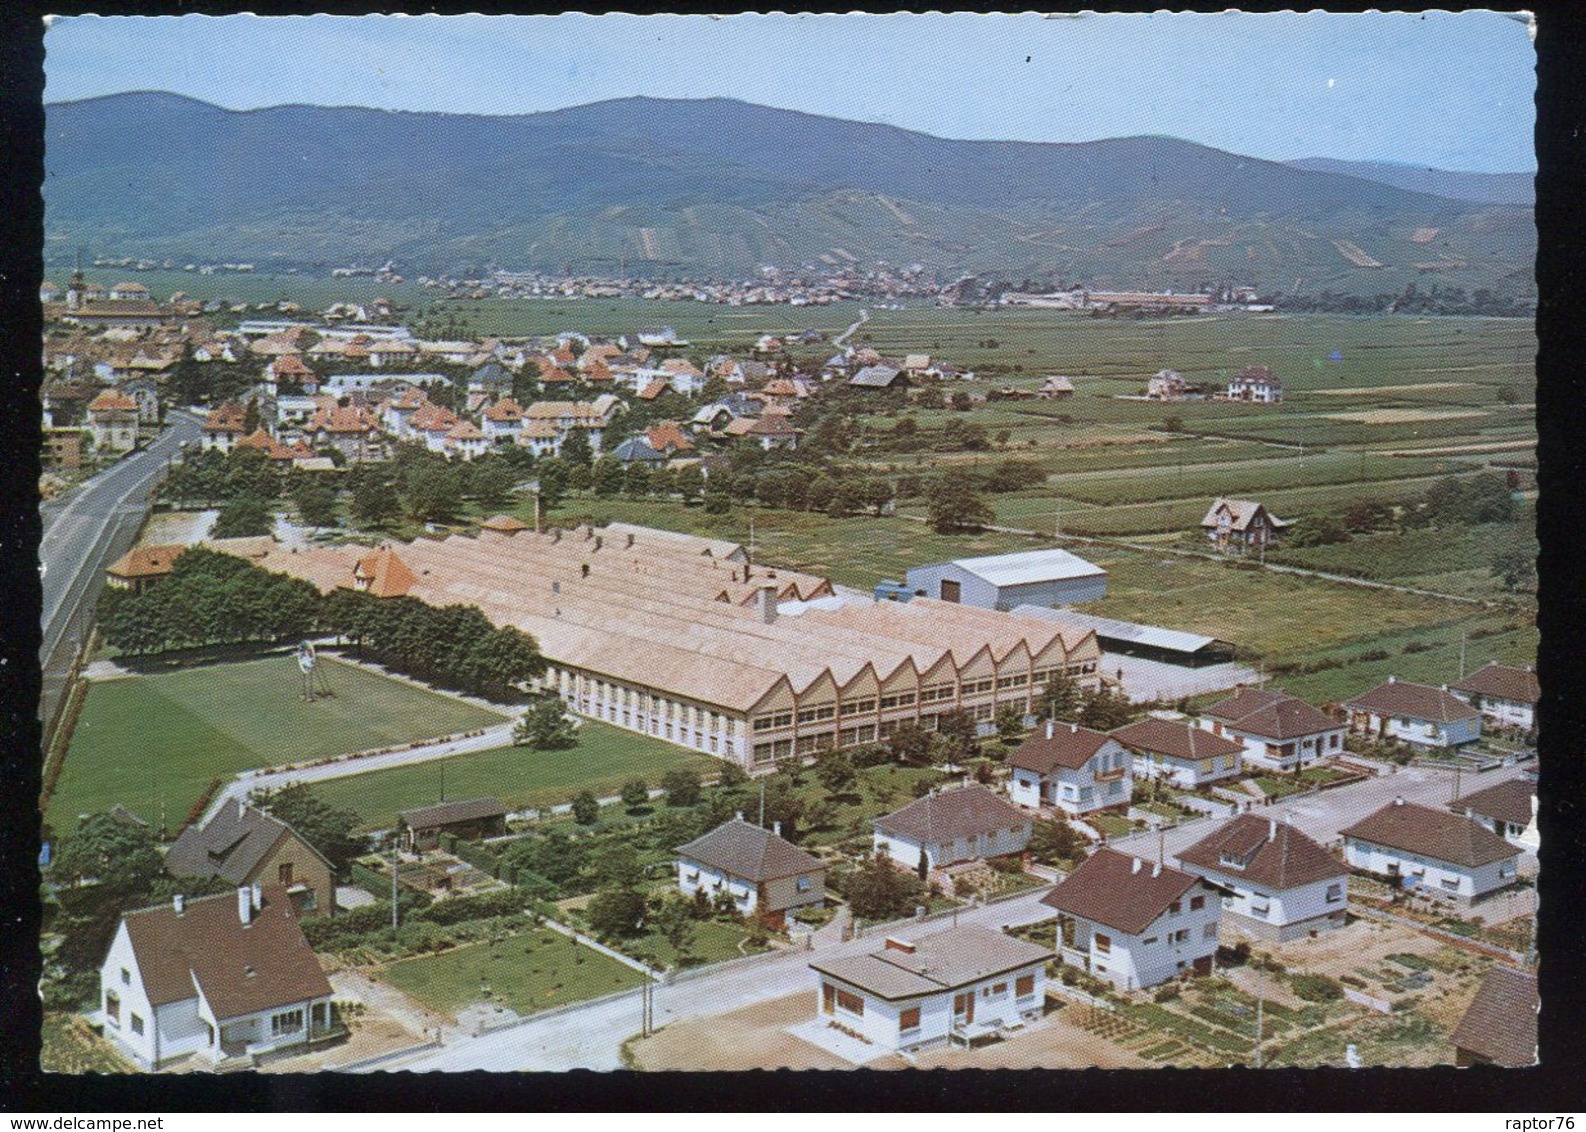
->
xmin=46 ymin=656 xmax=505 ymax=831
xmin=377 ymin=929 xmax=645 ymax=1020
xmin=604 ymin=916 xmax=768 ymax=969
xmin=309 ymin=719 xmax=722 ymax=830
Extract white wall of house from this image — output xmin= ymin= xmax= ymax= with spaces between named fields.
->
xmin=816 ymin=963 xmax=1045 ymax=1051
xmin=676 ymin=857 xmax=757 ymax=914
xmin=1061 ymin=889 xmax=1220 ymax=990
xmin=99 ymin=922 xmax=163 ymax=1068
xmin=1200 ymin=719 xmax=1344 ymax=771
xmin=1465 ymin=806 xmax=1540 ymax=853
xmin=1132 ymin=750 xmax=1242 ymax=789
xmin=1194 ymin=866 xmax=1347 ymax=939
xmin=1011 ymin=741 xmax=1132 ymax=816
xmin=1450 ymin=691 xmax=1534 ymax=731
xmin=1349 ymin=711 xmax=1481 ymax=749
xmin=872 ymin=822 xmax=1031 ymax=872
xmin=1343 ymin=838 xmax=1517 ymax=899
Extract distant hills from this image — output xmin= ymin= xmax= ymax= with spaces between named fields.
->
xmin=44 ymin=92 xmax=1534 ymax=296
xmin=1283 ymin=157 xmax=1534 ymax=207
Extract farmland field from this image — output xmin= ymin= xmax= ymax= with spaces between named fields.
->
xmin=307 ymin=719 xmax=722 ymax=830
xmin=45 ymin=656 xmax=506 ymax=832
xmin=377 ymin=929 xmax=644 ymax=1020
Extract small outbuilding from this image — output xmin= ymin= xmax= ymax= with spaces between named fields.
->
xmin=905 ymin=547 xmax=1107 ymax=611
xmin=397 ymin=797 xmax=509 ymax=853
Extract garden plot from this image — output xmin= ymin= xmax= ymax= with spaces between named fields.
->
xmin=1322 ymin=409 xmax=1489 ymax=424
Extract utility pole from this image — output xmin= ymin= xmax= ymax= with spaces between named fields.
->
xmin=440 ymin=759 xmax=446 ymax=804
xmin=1460 ymin=631 xmax=1468 ymax=680
xmin=759 ymin=779 xmax=766 ymax=828
xmin=1254 ymin=965 xmax=1265 ymax=1068
xmin=390 ymin=834 xmax=400 ymax=931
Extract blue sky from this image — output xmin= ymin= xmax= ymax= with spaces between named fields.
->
xmin=43 ymin=11 xmax=1536 ymax=172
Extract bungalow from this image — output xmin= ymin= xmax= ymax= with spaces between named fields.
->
xmin=1340 ymin=797 xmax=1519 ymax=902
xmin=1175 ymin=815 xmax=1349 ymax=941
xmin=1454 ymin=776 xmax=1538 ymax=851
xmin=1009 ymin=720 xmax=1132 ymax=816
xmin=1112 ymin=716 xmax=1245 ymax=789
xmin=97 ymin=885 xmax=335 ymax=1070
xmin=1451 ymin=966 xmax=1537 ymax=1067
xmin=675 ymin=816 xmax=826 ymax=929
xmin=1200 ymin=497 xmax=1288 ymax=554
xmin=808 ymin=925 xmax=1048 ymax=1053
xmin=872 ymin=785 xmax=1032 ymax=872
xmin=1449 ymin=662 xmax=1539 ymax=732
xmin=1343 ymin=676 xmax=1483 ymax=749
xmin=106 ymin=544 xmax=186 ymax=594
xmin=164 ymin=800 xmax=334 ymax=919
xmin=1226 ymin=365 xmax=1284 ymax=403
xmin=1042 ymin=848 xmax=1222 ymax=989
xmin=397 ymin=797 xmax=508 ymax=853
xmin=86 ymin=389 xmax=141 ymax=453
xmin=1199 ymin=686 xmax=1345 ymax=772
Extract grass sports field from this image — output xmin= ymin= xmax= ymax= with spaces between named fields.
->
xmin=307 ymin=719 xmax=722 ymax=830
xmin=46 ymin=656 xmax=505 ymax=832
xmin=378 ymin=929 xmax=644 ymax=1021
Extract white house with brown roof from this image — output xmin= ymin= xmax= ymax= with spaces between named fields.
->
xmin=201 ymin=403 xmax=248 ymax=453
xmin=1455 ymin=776 xmax=1538 ymax=852
xmin=1199 ymin=686 xmax=1345 ymax=772
xmin=1449 ymin=662 xmax=1539 ymax=731
xmin=1226 ymin=365 xmax=1284 ymax=403
xmin=872 ymin=785 xmax=1032 ymax=872
xmin=97 ymin=885 xmax=335 ymax=1070
xmin=87 ymin=389 xmax=140 ymax=453
xmin=1176 ymin=815 xmax=1348 ymax=941
xmin=1343 ymin=676 xmax=1483 ymax=749
xmin=1008 ymin=721 xmax=1132 ymax=816
xmin=1113 ymin=716 xmax=1245 ymax=788
xmin=1340 ymin=797 xmax=1519 ymax=902
xmin=1200 ymin=498 xmax=1288 ymax=554
xmin=808 ymin=925 xmax=1049 ymax=1053
xmin=1042 ymin=847 xmax=1221 ymax=990
xmin=675 ymin=816 xmax=825 ymax=928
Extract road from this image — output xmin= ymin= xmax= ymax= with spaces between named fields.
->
xmin=38 ymin=410 xmax=203 ymax=732
xmin=833 ymin=307 xmax=870 ymax=347
xmin=373 ymin=886 xmax=1059 ymax=1072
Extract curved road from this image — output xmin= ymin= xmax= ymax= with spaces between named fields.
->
xmin=39 ymin=409 xmax=203 ymax=731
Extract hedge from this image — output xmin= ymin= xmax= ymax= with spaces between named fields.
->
xmin=450 ymin=838 xmax=502 ymax=878
xmin=350 ymin=860 xmax=391 ymax=899
xmin=411 ymin=887 xmax=526 ymax=926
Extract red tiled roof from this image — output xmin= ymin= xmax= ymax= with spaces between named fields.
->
xmin=1450 ymin=663 xmax=1539 ymax=706
xmin=1344 ymin=679 xmax=1481 ymax=724
xmin=1177 ymin=814 xmax=1347 ymax=891
xmin=645 ymin=422 xmax=694 ymax=454
xmin=1041 ymin=847 xmax=1203 ymax=936
xmin=677 ymin=818 xmax=825 ymax=883
xmin=107 ymin=544 xmax=186 ymax=580
xmin=1456 ymin=777 xmax=1535 ymax=829
xmin=480 ymin=514 xmax=529 ymax=533
xmin=874 ymin=785 xmax=1028 ymax=846
xmin=88 ymin=389 xmax=139 ymax=413
xmin=637 ymin=379 xmax=671 ymax=400
xmin=1451 ymin=966 xmax=1537 ymax=1066
xmin=351 ymin=546 xmax=416 ymax=598
xmin=1111 ymin=717 xmax=1245 ymax=763
xmin=1202 ymin=687 xmax=1338 ymax=740
xmin=1339 ymin=799 xmax=1517 ymax=867
xmin=484 ymin=398 xmax=524 ymax=423
xmin=1010 ymin=723 xmax=1113 ymax=774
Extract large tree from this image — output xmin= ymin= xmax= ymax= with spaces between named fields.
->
xmin=514 ymin=697 xmax=578 ymax=749
xmin=926 ymin=477 xmax=994 ymax=534
xmin=251 ymin=783 xmax=367 ymax=873
xmin=211 ymin=493 xmax=275 ymax=539
xmin=843 ymin=852 xmax=925 ymax=921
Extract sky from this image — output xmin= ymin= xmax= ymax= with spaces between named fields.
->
xmin=42 ymin=11 xmax=1537 ymax=173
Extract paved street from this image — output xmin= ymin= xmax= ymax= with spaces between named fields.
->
xmin=39 ymin=410 xmax=203 ymax=732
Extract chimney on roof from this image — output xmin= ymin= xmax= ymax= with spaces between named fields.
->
xmin=735 ymin=810 xmax=744 ymax=822
xmin=1388 ymin=674 xmax=1396 ymax=683
xmin=582 ymin=525 xmax=593 ymax=540
xmin=1152 ymin=861 xmax=1161 ymax=878
xmin=758 ymin=584 xmax=778 ymax=624
xmin=173 ymin=894 xmax=185 ymax=916
xmin=252 ymin=882 xmax=263 ymax=911
xmin=594 ymin=535 xmax=603 ymax=552
xmin=1393 ymin=795 xmax=1405 ymax=807
xmin=626 ymin=532 xmax=635 ymax=549
xmin=884 ymin=936 xmax=917 ymax=955
xmin=237 ymin=798 xmax=245 ymax=821
xmin=773 ymin=821 xmax=782 ymax=837
xmin=1269 ymin=818 xmax=1278 ymax=842
xmin=1070 ymin=722 xmax=1078 ymax=734
xmin=1440 ymin=684 xmax=1448 ymax=692
xmin=551 ymin=529 xmax=561 ymax=544
xmin=1132 ymin=857 xmax=1143 ymax=874
xmin=237 ymin=886 xmax=254 ymax=925
xmin=1046 ymin=720 xmax=1054 ymax=740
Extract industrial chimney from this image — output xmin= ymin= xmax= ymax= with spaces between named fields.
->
xmin=757 ymin=585 xmax=779 ymax=624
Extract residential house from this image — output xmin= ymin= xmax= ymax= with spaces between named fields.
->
xmin=1112 ymin=716 xmax=1245 ymax=789
xmin=1038 ymin=375 xmax=1076 ymax=399
xmin=516 ymin=420 xmax=564 ymax=457
xmin=1227 ymin=365 xmax=1284 ymax=403
xmin=40 ymin=280 xmax=61 ymax=302
xmin=611 ymin=437 xmax=666 ymax=466
xmin=849 ymin=365 xmax=908 ymax=392
xmin=675 ymin=816 xmax=826 ymax=929
xmin=759 ymin=378 xmax=802 ymax=412
xmin=97 ymin=885 xmax=335 ymax=1070
xmin=659 ymin=358 xmax=706 ymax=396
xmin=307 ymin=403 xmax=383 ymax=463
xmin=380 ymin=387 xmax=429 ymax=440
xmin=808 ymin=925 xmax=1049 ymax=1053
xmin=724 ymin=411 xmax=803 ymax=451
xmin=902 ymin=354 xmax=933 ymax=378
xmin=872 ymin=785 xmax=1032 ymax=872
xmin=904 ymin=547 xmax=1107 ymax=611
xmin=265 ymin=353 xmax=317 ymax=393
xmin=201 ymin=403 xmax=248 ymax=453
xmin=443 ymin=420 xmax=488 ymax=461
xmin=86 ymin=389 xmax=141 ymax=453
xmin=1008 ymin=720 xmax=1132 ymax=816
xmin=522 ymin=396 xmax=622 ymax=454
xmin=1343 ymin=677 xmax=1483 ymax=749
xmin=636 ymin=378 xmax=673 ymax=401
xmin=1200 ymin=497 xmax=1288 ymax=554
xmin=1199 ymin=686 xmax=1345 ymax=772
xmin=106 ymin=544 xmax=186 ymax=594
xmin=397 ymin=797 xmax=509 ymax=853
xmin=481 ymin=397 xmax=526 ymax=445
xmin=1454 ymin=776 xmax=1538 ymax=852
xmin=109 ymin=281 xmax=152 ymax=301
xmin=470 ymin=360 xmax=512 ymax=394
xmin=1042 ymin=847 xmax=1222 ymax=989
xmin=42 ymin=427 xmax=85 ymax=470
xmin=690 ymin=403 xmax=737 ymax=435
xmin=1175 ymin=815 xmax=1349 ymax=941
xmin=1451 ymin=966 xmax=1537 ymax=1067
xmin=366 ymin=338 xmax=418 ymax=368
xmin=235 ymin=429 xmax=305 ymax=464
xmin=1449 ymin=663 xmax=1540 ymax=732
xmin=1147 ymin=369 xmax=1190 ymax=400
xmin=1340 ymin=797 xmax=1520 ymax=902
xmin=119 ymin=377 xmax=162 ymax=425
xmin=644 ymin=421 xmax=694 ymax=458
xmin=164 ymin=800 xmax=335 ymax=919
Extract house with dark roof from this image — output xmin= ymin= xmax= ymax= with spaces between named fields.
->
xmin=1199 ymin=686 xmax=1346 ymax=772
xmin=164 ymin=800 xmax=335 ymax=919
xmin=611 ymin=436 xmax=666 ymax=465
xmin=1113 ymin=716 xmax=1245 ymax=788
xmin=1041 ymin=847 xmax=1222 ymax=989
xmin=1176 ymin=815 xmax=1348 ymax=941
xmin=397 ymin=797 xmax=509 ymax=853
xmin=1226 ymin=364 xmax=1284 ymax=403
xmin=848 ymin=364 xmax=907 ymax=391
xmin=1200 ymin=497 xmax=1288 ymax=554
xmin=1343 ymin=676 xmax=1483 ymax=749
xmin=98 ymin=885 xmax=335 ymax=1069
xmin=808 ymin=925 xmax=1049 ymax=1053
xmin=1455 ymin=776 xmax=1538 ymax=851
xmin=106 ymin=543 xmax=187 ymax=595
xmin=1340 ymin=797 xmax=1519 ymax=902
xmin=872 ymin=785 xmax=1031 ymax=872
xmin=1452 ymin=966 xmax=1537 ymax=1067
xmin=1449 ymin=662 xmax=1540 ymax=732
xmin=1008 ymin=720 xmax=1133 ymax=816
xmin=675 ymin=816 xmax=826 ymax=928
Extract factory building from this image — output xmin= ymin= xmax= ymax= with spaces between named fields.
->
xmin=218 ymin=522 xmax=1103 ymax=770
xmin=904 ymin=547 xmax=1107 ymax=611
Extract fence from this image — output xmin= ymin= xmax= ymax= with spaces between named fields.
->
xmin=1342 ymin=986 xmax=1393 ymax=1015
xmin=472 ymin=982 xmax=647 ymax=1036
xmin=335 ymin=1037 xmax=443 ymax=1073
xmin=1350 ymin=905 xmax=1527 ymax=965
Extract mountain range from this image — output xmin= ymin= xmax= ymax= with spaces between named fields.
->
xmin=1282 ymin=157 xmax=1533 ymax=207
xmin=44 ymin=92 xmax=1535 ymax=296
